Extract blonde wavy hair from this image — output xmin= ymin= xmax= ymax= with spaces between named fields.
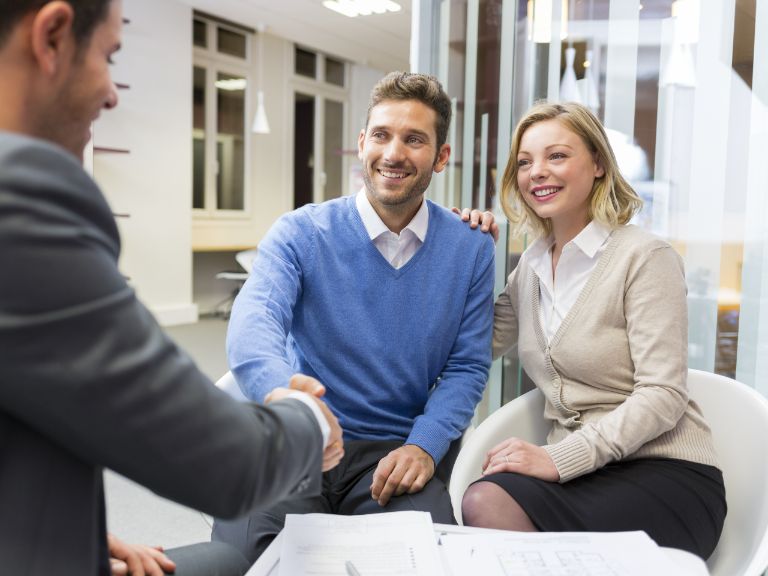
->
xmin=501 ymin=102 xmax=643 ymax=238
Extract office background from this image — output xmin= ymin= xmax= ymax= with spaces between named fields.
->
xmin=91 ymin=0 xmax=766 ymax=410
xmin=91 ymin=0 xmax=766 ymax=556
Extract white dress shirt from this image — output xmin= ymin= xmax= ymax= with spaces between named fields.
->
xmin=286 ymin=391 xmax=331 ymax=447
xmin=355 ymin=190 xmax=429 ymax=269
xmin=527 ymin=221 xmax=612 ymax=342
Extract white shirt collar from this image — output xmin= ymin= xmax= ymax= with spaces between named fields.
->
xmin=355 ymin=189 xmax=429 ymax=241
xmin=572 ymin=220 xmax=612 ymax=258
xmin=526 ymin=220 xmax=611 ymax=261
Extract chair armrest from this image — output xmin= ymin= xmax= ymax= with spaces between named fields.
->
xmin=449 ymin=388 xmax=548 ymax=524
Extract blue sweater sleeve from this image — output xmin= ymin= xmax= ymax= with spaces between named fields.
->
xmin=226 ymin=212 xmax=313 ymax=401
xmin=405 ymin=235 xmax=495 ymax=463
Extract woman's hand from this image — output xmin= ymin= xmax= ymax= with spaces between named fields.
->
xmin=482 ymin=437 xmax=560 ymax=482
xmin=451 ymin=207 xmax=500 ymax=243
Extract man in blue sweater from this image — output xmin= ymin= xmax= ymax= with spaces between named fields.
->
xmin=213 ymin=72 xmax=495 ymax=561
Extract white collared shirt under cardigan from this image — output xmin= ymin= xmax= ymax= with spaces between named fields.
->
xmin=494 ymin=223 xmax=719 ymax=483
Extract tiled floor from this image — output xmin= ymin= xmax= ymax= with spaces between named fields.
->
xmin=104 ymin=317 xmax=228 ymax=549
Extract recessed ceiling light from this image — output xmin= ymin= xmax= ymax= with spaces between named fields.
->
xmin=322 ymin=0 xmax=402 ymax=18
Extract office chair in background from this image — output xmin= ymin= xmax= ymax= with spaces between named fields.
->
xmin=214 ymin=248 xmax=258 ymax=319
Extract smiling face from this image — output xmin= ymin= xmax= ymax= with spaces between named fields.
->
xmin=40 ymin=0 xmax=122 ymax=159
xmin=358 ymin=99 xmax=450 ymax=229
xmin=516 ymin=118 xmax=604 ymax=239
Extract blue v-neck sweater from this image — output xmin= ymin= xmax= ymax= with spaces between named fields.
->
xmin=228 ymin=195 xmax=495 ymax=463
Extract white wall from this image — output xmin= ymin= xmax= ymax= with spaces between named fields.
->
xmin=94 ymin=0 xmax=196 ymax=326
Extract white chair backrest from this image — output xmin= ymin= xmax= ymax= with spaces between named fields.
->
xmin=449 ymin=369 xmax=768 ymax=576
xmin=449 ymin=388 xmax=547 ymax=524
xmin=235 ymin=248 xmax=258 ymax=275
xmin=687 ymin=369 xmax=768 ymax=576
xmin=214 ymin=371 xmax=249 ymax=402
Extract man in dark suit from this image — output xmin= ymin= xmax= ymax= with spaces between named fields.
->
xmin=0 ymin=1 xmax=344 ymax=575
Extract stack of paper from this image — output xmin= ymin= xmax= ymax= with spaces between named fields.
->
xmin=274 ymin=512 xmax=697 ymax=576
xmin=438 ymin=530 xmax=685 ymax=576
xmin=279 ymin=511 xmax=442 ymax=575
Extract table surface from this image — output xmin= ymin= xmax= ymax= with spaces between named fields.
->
xmin=246 ymin=523 xmax=709 ymax=576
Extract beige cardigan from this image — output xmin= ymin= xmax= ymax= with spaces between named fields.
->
xmin=494 ymin=225 xmax=719 ymax=482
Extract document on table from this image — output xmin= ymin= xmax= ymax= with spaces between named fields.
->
xmin=439 ymin=530 xmax=682 ymax=576
xmin=278 ymin=511 xmax=444 ymax=576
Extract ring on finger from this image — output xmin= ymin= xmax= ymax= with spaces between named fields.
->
xmin=504 ymin=455 xmax=510 ymax=464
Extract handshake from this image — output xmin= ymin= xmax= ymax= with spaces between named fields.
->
xmin=265 ymin=374 xmax=344 ymax=472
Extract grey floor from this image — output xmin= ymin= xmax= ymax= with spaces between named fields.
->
xmin=105 ymin=316 xmax=229 ymax=549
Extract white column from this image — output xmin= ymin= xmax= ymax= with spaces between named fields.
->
xmin=461 ymin=0 xmax=480 ymax=209
xmin=736 ymin=0 xmax=768 ymax=394
xmin=683 ymin=0 xmax=736 ymax=372
xmin=603 ymin=0 xmax=640 ymax=136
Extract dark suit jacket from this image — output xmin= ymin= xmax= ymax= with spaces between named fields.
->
xmin=0 ymin=132 xmax=322 ymax=575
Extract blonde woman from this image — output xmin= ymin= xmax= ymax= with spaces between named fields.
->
xmin=460 ymin=102 xmax=726 ymax=559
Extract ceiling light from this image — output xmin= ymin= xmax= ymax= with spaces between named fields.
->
xmin=215 ymin=78 xmax=247 ymax=91
xmin=322 ymin=0 xmax=402 ymax=18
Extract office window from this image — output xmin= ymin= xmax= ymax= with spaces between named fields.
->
xmin=325 ymin=57 xmax=346 ymax=87
xmin=291 ymin=47 xmax=349 ymax=208
xmin=295 ymin=47 xmax=317 ymax=78
xmin=192 ymin=66 xmax=206 ymax=209
xmin=193 ymin=18 xmax=207 ymax=48
xmin=431 ymin=0 xmax=768 ymax=408
xmin=193 ymin=14 xmax=252 ymax=215
xmin=218 ymin=28 xmax=247 ymax=59
xmin=216 ymin=72 xmax=246 ymax=210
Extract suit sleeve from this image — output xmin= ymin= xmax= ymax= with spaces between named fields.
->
xmin=0 ymin=142 xmax=322 ymax=519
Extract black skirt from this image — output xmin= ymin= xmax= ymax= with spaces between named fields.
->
xmin=476 ymin=458 xmax=726 ymax=559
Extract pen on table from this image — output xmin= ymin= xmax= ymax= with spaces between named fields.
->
xmin=345 ymin=560 xmax=362 ymax=576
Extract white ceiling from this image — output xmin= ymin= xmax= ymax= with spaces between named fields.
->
xmin=179 ymin=0 xmax=412 ymax=72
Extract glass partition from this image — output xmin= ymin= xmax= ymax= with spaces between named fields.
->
xmin=428 ymin=0 xmax=768 ymax=405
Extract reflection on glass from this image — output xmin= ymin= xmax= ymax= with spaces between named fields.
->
xmin=295 ymin=47 xmax=317 ymax=78
xmin=216 ymin=72 xmax=245 ymax=211
xmin=443 ymin=0 xmax=468 ymax=209
xmin=193 ymin=19 xmax=207 ymax=48
xmin=325 ymin=57 xmax=345 ymax=86
xmin=217 ymin=27 xmax=247 ymax=59
xmin=324 ymin=100 xmax=344 ymax=201
xmin=193 ymin=66 xmax=206 ymax=209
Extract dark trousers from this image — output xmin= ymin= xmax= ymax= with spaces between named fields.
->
xmin=211 ymin=439 xmax=459 ymax=563
xmin=164 ymin=542 xmax=250 ymax=576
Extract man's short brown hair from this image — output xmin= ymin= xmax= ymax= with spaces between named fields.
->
xmin=366 ymin=72 xmax=452 ymax=150
xmin=0 ymin=0 xmax=113 ymax=49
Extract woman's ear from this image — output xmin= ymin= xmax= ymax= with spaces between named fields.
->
xmin=594 ymin=155 xmax=605 ymax=178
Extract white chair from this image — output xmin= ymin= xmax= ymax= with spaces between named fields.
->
xmin=449 ymin=368 xmax=768 ymax=576
xmin=686 ymin=369 xmax=768 ymax=576
xmin=214 ymin=370 xmax=249 ymax=402
xmin=234 ymin=248 xmax=258 ymax=275
xmin=214 ymin=248 xmax=258 ymax=318
xmin=449 ymin=387 xmax=547 ymax=525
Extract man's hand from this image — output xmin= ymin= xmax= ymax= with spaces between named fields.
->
xmin=481 ymin=437 xmax=559 ymax=482
xmin=108 ymin=533 xmax=175 ymax=576
xmin=452 ymin=207 xmax=500 ymax=243
xmin=370 ymin=444 xmax=435 ymax=507
xmin=265 ymin=374 xmax=345 ymax=471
